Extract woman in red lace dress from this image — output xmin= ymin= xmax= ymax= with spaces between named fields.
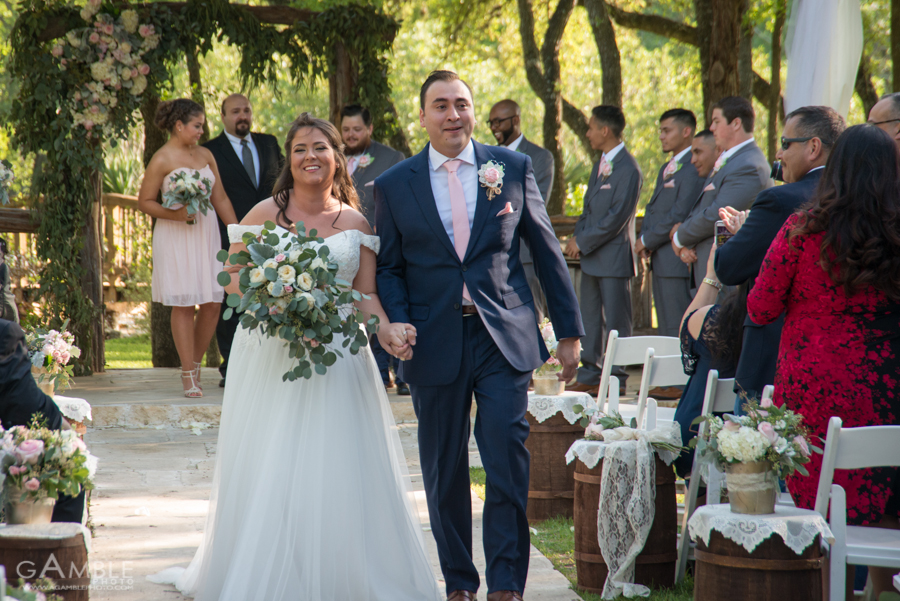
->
xmin=748 ymin=124 xmax=900 ymax=596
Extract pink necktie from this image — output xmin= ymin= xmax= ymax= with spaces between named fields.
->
xmin=348 ymin=156 xmax=359 ymax=175
xmin=442 ymin=159 xmax=472 ymax=302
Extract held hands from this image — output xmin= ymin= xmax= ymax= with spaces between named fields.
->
xmin=678 ymin=247 xmax=697 ymax=264
xmin=556 ymin=337 xmax=581 ymax=382
xmin=718 ymin=206 xmax=748 ymax=234
xmin=564 ymin=237 xmax=581 ymax=259
xmin=378 ymin=322 xmax=417 ymax=361
xmin=633 ymin=238 xmax=651 ymax=259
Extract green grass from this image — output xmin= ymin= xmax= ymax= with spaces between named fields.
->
xmin=469 ymin=467 xmax=694 ymax=601
xmin=105 ymin=334 xmax=153 ymax=369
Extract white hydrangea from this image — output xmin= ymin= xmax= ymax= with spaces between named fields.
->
xmin=716 ymin=426 xmax=770 ymax=463
xmin=119 ymin=10 xmax=139 ymax=33
xmin=129 ymin=74 xmax=147 ymax=96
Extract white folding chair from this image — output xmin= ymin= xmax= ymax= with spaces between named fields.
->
xmin=675 ymin=369 xmax=736 ymax=582
xmin=597 ymin=330 xmax=681 ymax=410
xmin=635 ymin=350 xmax=689 ymax=426
xmin=815 ymin=416 xmax=900 ymax=601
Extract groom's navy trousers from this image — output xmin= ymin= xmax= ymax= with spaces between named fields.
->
xmin=411 ymin=313 xmax=532 ymax=593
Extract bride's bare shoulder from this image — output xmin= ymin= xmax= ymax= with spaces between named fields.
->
xmin=335 ymin=206 xmax=373 ymax=235
xmin=240 ymin=198 xmax=280 ymax=226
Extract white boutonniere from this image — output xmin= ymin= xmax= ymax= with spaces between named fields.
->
xmin=478 ymin=161 xmax=505 ymax=201
xmin=599 ymin=159 xmax=613 ymax=181
xmin=712 ymin=154 xmax=727 ymax=176
xmin=663 ymin=158 xmax=682 ymax=180
xmin=357 ymin=153 xmax=374 ymax=169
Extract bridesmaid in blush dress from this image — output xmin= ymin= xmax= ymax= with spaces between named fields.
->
xmin=138 ymin=99 xmax=238 ymax=397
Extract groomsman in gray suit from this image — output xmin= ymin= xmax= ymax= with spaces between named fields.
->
xmin=635 ymin=109 xmax=706 ymax=337
xmin=340 ymin=104 xmax=409 ymax=393
xmin=341 ymin=105 xmax=406 ymax=228
xmin=565 ymin=106 xmax=642 ymax=395
xmin=489 ymin=99 xmax=554 ymax=321
xmin=672 ymin=96 xmax=772 ymax=288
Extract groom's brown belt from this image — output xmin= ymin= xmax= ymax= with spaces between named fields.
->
xmin=461 ymin=305 xmax=478 ymax=315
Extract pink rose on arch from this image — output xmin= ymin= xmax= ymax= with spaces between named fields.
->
xmin=60 ymin=58 xmax=68 ymax=66
xmin=83 ymin=120 xmax=94 ymax=130
xmin=24 ymin=478 xmax=40 ymax=492
xmin=115 ymin=83 xmax=121 ymax=90
xmin=757 ymin=422 xmax=778 ymax=445
xmin=131 ymin=68 xmax=139 ymax=79
xmin=724 ymin=420 xmax=740 ymax=432
xmin=794 ymin=435 xmax=811 ymax=457
xmin=139 ymin=63 xmax=150 ymax=76
xmin=103 ymin=23 xmax=114 ymax=35
xmin=16 ymin=439 xmax=44 ymax=465
xmin=483 ymin=167 xmax=500 ymax=184
xmin=89 ymin=32 xmax=100 ymax=44
xmin=139 ymin=24 xmax=153 ymax=37
xmin=51 ymin=45 xmax=64 ymax=57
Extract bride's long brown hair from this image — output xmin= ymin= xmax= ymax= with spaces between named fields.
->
xmin=271 ymin=113 xmax=360 ymax=229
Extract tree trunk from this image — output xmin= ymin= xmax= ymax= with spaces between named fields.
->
xmin=141 ymin=94 xmax=180 ymax=368
xmin=187 ymin=46 xmax=210 ymax=144
xmin=738 ymin=7 xmax=753 ymax=100
xmin=894 ymin=0 xmax=900 ymax=92
xmin=80 ymin=162 xmax=105 ymax=374
xmin=693 ymin=0 xmax=713 ymax=123
xmin=707 ymin=0 xmax=745 ymax=107
xmin=585 ymin=0 xmax=622 ymax=108
xmin=767 ymin=1 xmax=786 ymax=162
xmin=855 ymin=53 xmax=880 ymax=117
xmin=329 ymin=42 xmax=357 ymax=127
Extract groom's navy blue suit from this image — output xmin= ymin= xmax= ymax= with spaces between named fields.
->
xmin=375 ymin=140 xmax=583 ymax=595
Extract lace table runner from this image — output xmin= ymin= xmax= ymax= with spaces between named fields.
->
xmin=0 ymin=522 xmax=92 ymax=553
xmin=527 ymin=391 xmax=595 ymax=424
xmin=688 ymin=503 xmax=835 ymax=555
xmin=564 ymin=424 xmax=683 ymax=599
xmin=52 ymin=395 xmax=93 ymax=423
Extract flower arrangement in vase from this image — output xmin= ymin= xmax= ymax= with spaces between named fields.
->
xmin=0 ymin=419 xmax=98 ymax=524
xmin=533 ymin=318 xmax=563 ymax=395
xmin=25 ymin=321 xmax=81 ymax=395
xmin=692 ymin=396 xmax=820 ymax=514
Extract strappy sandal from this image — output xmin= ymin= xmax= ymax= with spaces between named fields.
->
xmin=181 ymin=370 xmax=203 ymax=398
xmin=193 ymin=361 xmax=203 ymax=390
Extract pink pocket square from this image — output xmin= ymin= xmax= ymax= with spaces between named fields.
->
xmin=703 ymin=183 xmax=716 ymax=192
xmin=600 ymin=183 xmax=612 ymax=190
xmin=663 ymin=180 xmax=675 ymax=189
xmin=496 ymin=202 xmax=515 ymax=217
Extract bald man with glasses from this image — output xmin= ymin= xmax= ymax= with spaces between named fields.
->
xmin=868 ymin=93 xmax=900 ymax=151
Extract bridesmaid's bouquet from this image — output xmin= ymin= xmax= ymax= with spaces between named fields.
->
xmin=161 ymin=170 xmax=213 ymax=224
xmin=217 ymin=221 xmax=378 ymax=381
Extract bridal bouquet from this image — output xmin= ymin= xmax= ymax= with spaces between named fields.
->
xmin=1 ymin=419 xmax=98 ymax=502
xmin=534 ymin=318 xmax=561 ymax=377
xmin=691 ymin=397 xmax=819 ymax=478
xmin=161 ymin=170 xmax=213 ymax=223
xmin=0 ymin=160 xmax=13 ymax=205
xmin=26 ymin=321 xmax=81 ymax=394
xmin=217 ymin=221 xmax=378 ymax=381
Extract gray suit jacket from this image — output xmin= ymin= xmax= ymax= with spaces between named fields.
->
xmin=677 ymin=141 xmax=772 ymax=273
xmin=640 ymin=151 xmax=705 ymax=278
xmin=517 ymin=136 xmax=554 ymax=264
xmin=351 ymin=140 xmax=405 ymax=228
xmin=574 ymin=148 xmax=643 ymax=278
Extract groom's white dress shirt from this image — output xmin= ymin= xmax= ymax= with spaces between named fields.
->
xmin=428 ymin=140 xmax=477 ymax=247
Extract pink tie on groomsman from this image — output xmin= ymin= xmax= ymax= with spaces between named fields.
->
xmin=441 ymin=159 xmax=472 ymax=302
xmin=348 ymin=156 xmax=359 ymax=175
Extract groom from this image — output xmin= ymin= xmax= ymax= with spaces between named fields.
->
xmin=374 ymin=71 xmax=583 ymax=601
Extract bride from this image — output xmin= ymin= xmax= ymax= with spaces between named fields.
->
xmin=149 ymin=113 xmax=441 ymax=600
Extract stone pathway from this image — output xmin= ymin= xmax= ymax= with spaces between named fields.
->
xmin=73 ymin=368 xmax=593 ymax=600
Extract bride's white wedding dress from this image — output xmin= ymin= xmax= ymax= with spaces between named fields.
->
xmin=149 ymin=225 xmax=441 ymax=601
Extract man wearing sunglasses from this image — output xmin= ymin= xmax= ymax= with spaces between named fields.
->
xmin=867 ymin=93 xmax=900 ymax=151
xmin=488 ymin=99 xmax=555 ymax=321
xmin=715 ymin=106 xmax=845 ymax=411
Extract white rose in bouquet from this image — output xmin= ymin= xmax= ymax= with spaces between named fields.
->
xmin=296 ymin=272 xmax=314 ymax=291
xmin=277 ymin=265 xmax=296 ymax=282
xmin=262 ymin=259 xmax=278 ymax=271
xmin=310 ymin=257 xmax=327 ymax=271
xmin=249 ymin=267 xmax=266 ymax=284
xmin=289 ymin=249 xmax=302 ymax=263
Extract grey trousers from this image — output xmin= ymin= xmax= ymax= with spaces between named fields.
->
xmin=522 ymin=262 xmax=547 ymax=324
xmin=576 ymin=274 xmax=632 ymax=385
xmin=651 ymin=271 xmax=693 ymax=337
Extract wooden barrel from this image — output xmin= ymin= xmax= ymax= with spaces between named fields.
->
xmin=694 ymin=530 xmax=823 ymax=601
xmin=573 ymin=454 xmax=677 ymax=594
xmin=0 ymin=530 xmax=90 ymax=600
xmin=525 ymin=412 xmax=582 ymax=522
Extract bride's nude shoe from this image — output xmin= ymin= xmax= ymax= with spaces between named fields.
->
xmin=181 ymin=370 xmax=203 ymax=398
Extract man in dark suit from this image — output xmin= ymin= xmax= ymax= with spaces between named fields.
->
xmin=715 ymin=106 xmax=844 ymax=408
xmin=488 ymin=99 xmax=555 ymax=321
xmin=204 ymin=94 xmax=283 ymax=387
xmin=565 ymin=106 xmax=642 ymax=395
xmin=375 ymin=70 xmax=582 ymax=601
xmin=672 ymin=96 xmax=772 ymax=288
xmin=339 ymin=104 xmax=408 ymax=393
xmin=635 ymin=109 xmax=706 ymax=337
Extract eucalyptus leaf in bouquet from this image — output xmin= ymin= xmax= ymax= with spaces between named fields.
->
xmin=217 ymin=221 xmax=379 ymax=381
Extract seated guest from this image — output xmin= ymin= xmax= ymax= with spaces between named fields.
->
xmin=748 ymin=124 xmax=900 ymax=599
xmin=716 ymin=106 xmax=844 ymax=409
xmin=0 ymin=318 xmax=85 ymax=523
xmin=671 ymin=245 xmax=744 ymax=479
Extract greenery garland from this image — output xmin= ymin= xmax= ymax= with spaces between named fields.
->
xmin=7 ymin=0 xmax=399 ymax=373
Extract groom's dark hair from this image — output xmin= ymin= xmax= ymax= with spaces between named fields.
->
xmin=420 ymin=70 xmax=473 ymax=109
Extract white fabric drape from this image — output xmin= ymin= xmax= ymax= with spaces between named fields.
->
xmin=784 ymin=0 xmax=863 ymax=119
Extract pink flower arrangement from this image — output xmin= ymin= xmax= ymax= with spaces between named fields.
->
xmin=662 ymin=158 xmax=679 ymax=179
xmin=24 ymin=478 xmax=40 ymax=492
xmin=477 ymin=161 xmax=505 ymax=201
xmin=712 ymin=153 xmax=727 ymax=175
xmin=599 ymin=158 xmax=613 ymax=179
